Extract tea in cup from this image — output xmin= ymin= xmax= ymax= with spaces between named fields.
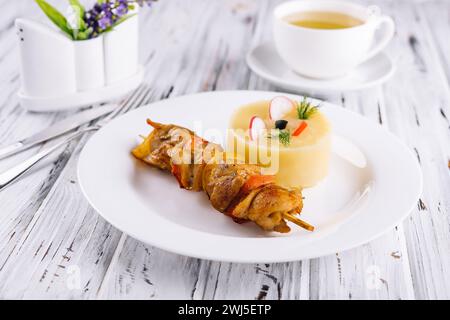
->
xmin=273 ymin=1 xmax=395 ymax=79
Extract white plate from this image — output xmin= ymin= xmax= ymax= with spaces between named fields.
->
xmin=247 ymin=43 xmax=395 ymax=94
xmin=78 ymin=91 xmax=421 ymax=263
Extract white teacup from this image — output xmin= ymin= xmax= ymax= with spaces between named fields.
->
xmin=273 ymin=0 xmax=395 ymax=79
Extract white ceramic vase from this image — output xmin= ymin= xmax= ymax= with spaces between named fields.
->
xmin=15 ymin=14 xmax=140 ymax=109
xmin=103 ymin=14 xmax=139 ymax=84
xmin=15 ymin=18 xmax=77 ymax=98
xmin=73 ymin=36 xmax=105 ymax=91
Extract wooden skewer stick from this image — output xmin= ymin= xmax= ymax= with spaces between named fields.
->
xmin=283 ymin=213 xmax=315 ymax=231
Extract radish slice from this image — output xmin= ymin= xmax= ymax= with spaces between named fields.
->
xmin=249 ymin=116 xmax=266 ymax=141
xmin=269 ymin=96 xmax=295 ymax=120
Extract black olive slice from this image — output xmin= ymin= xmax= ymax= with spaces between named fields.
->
xmin=275 ymin=119 xmax=288 ymax=130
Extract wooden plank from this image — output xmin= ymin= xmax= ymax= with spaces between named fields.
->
xmin=0 ymin=2 xmax=105 ymax=283
xmin=0 ymin=0 xmax=448 ymax=300
xmin=99 ymin=238 xmax=203 ymax=299
xmin=375 ymin=0 xmax=450 ymax=299
xmin=0 ymin=136 xmax=124 ymax=299
xmin=421 ymin=0 xmax=450 ymax=84
xmin=305 ymin=0 xmax=450 ymax=301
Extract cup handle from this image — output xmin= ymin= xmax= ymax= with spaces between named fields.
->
xmin=361 ymin=16 xmax=395 ymax=62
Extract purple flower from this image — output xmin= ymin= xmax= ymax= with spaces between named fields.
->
xmin=115 ymin=3 xmax=128 ymax=16
xmin=98 ymin=16 xmax=111 ymax=30
xmin=92 ymin=3 xmax=102 ymax=15
xmin=82 ymin=0 xmax=158 ymax=38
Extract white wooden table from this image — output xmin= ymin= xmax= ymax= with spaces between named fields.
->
xmin=0 ymin=0 xmax=449 ymax=300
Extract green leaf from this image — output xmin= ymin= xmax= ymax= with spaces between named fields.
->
xmin=75 ymin=31 xmax=88 ymax=40
xmin=35 ymin=0 xmax=74 ymax=39
xmin=68 ymin=4 xmax=86 ymax=32
xmin=69 ymin=0 xmax=86 ymax=29
xmin=296 ymin=97 xmax=319 ymax=120
xmin=75 ymin=27 xmax=93 ymax=40
xmin=69 ymin=0 xmax=85 ymax=16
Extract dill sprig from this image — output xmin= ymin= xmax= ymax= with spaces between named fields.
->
xmin=278 ymin=129 xmax=290 ymax=146
xmin=266 ymin=129 xmax=291 ymax=146
xmin=296 ymin=97 xmax=319 ymax=120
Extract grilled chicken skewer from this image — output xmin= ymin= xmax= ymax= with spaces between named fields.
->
xmin=132 ymin=119 xmax=314 ymax=233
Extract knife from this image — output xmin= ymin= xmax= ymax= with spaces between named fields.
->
xmin=0 ymin=103 xmax=117 ymax=159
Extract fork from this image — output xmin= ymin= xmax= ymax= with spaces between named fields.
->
xmin=0 ymin=85 xmax=151 ymax=190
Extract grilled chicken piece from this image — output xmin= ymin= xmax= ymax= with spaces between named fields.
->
xmin=132 ymin=119 xmax=309 ymax=233
xmin=131 ymin=120 xmax=179 ymax=170
xmin=201 ymin=163 xmax=302 ymax=232
xmin=132 ymin=119 xmax=223 ymax=191
xmin=233 ymin=185 xmax=302 ymax=233
xmin=202 ymin=163 xmax=261 ymax=212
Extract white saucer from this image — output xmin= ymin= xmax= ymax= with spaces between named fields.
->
xmin=247 ymin=43 xmax=395 ymax=94
xmin=18 ymin=66 xmax=144 ymax=112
